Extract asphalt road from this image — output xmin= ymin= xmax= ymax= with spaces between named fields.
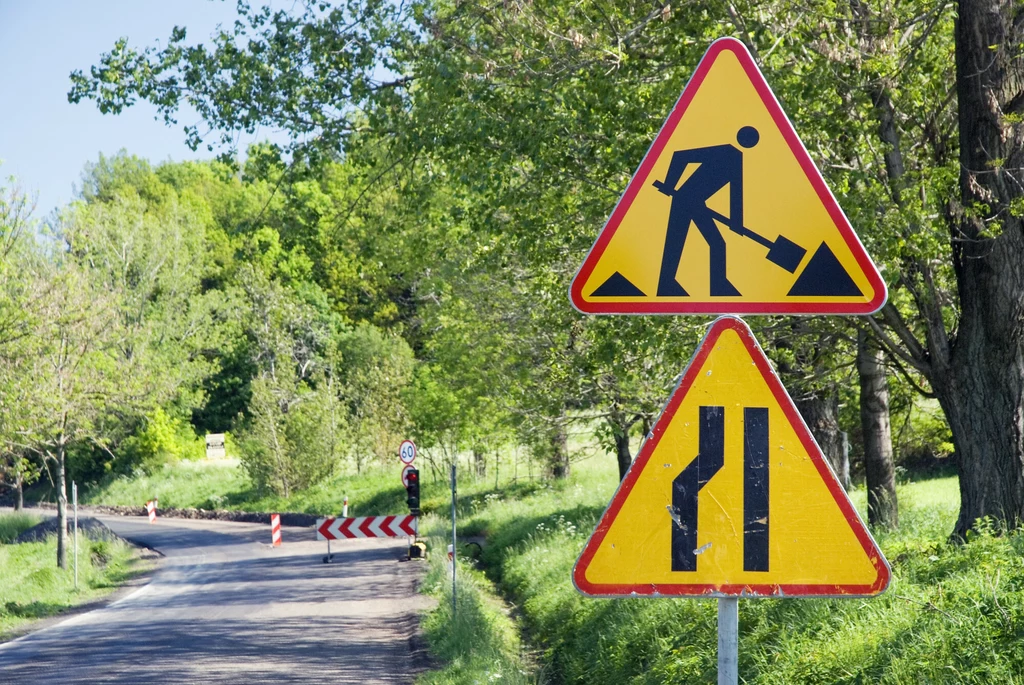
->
xmin=0 ymin=513 xmax=433 ymax=684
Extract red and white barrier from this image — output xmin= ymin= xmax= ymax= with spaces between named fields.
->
xmin=145 ymin=500 xmax=157 ymax=524
xmin=316 ymin=515 xmax=417 ymax=540
xmin=271 ymin=514 xmax=282 ymax=547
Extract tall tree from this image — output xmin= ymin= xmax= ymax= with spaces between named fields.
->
xmin=940 ymin=0 xmax=1024 ymax=536
xmin=29 ymin=249 xmax=117 ymax=569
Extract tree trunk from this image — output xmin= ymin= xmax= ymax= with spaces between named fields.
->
xmin=941 ymin=0 xmax=1024 ymax=538
xmin=608 ymin=414 xmax=634 ymax=481
xmin=473 ymin=448 xmax=486 ymax=479
xmin=858 ymin=331 xmax=898 ymax=529
xmin=550 ymin=423 xmax=570 ymax=479
xmin=796 ymin=387 xmax=851 ymax=491
xmin=614 ymin=429 xmax=632 ymax=481
xmin=55 ymin=445 xmax=68 ymax=570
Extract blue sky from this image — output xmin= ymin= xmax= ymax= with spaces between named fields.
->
xmin=0 ymin=0 xmax=281 ymax=217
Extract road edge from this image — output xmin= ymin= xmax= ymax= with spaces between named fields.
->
xmin=0 ymin=544 xmax=162 ymax=647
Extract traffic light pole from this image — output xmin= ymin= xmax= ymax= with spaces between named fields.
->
xmin=450 ymin=462 xmax=457 ymax=617
xmin=718 ymin=597 xmax=738 ymax=684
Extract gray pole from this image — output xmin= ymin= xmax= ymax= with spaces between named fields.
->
xmin=72 ymin=482 xmax=78 ymax=590
xmin=450 ymin=462 xmax=457 ymax=617
xmin=718 ymin=597 xmax=738 ymax=685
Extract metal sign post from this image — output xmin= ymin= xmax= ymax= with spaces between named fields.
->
xmin=72 ymin=482 xmax=78 ymax=590
xmin=718 ymin=598 xmax=738 ymax=685
xmin=450 ymin=462 xmax=457 ymax=617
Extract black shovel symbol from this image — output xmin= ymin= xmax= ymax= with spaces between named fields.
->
xmin=652 ymin=179 xmax=806 ymax=273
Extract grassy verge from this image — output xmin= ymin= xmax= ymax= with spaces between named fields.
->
xmin=417 ymin=515 xmax=535 ymax=685
xmin=0 ymin=514 xmax=148 ymax=639
xmin=456 ymin=458 xmax=1024 ymax=684
xmin=83 ymin=458 xmax=548 ymax=517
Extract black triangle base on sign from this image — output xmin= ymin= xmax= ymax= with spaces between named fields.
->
xmin=787 ymin=243 xmax=863 ymax=297
xmin=591 ymin=272 xmax=647 ymax=297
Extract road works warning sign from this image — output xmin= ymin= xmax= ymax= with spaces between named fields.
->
xmin=573 ymin=317 xmax=890 ymax=597
xmin=569 ymin=37 xmax=886 ymax=315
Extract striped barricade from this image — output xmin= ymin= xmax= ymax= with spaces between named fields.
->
xmin=316 ymin=515 xmax=417 ymax=540
xmin=145 ymin=500 xmax=157 ymax=524
xmin=271 ymin=514 xmax=282 ymax=547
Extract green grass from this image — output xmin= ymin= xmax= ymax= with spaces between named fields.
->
xmin=85 ymin=457 xmax=547 ymax=517
xmin=416 ymin=515 xmax=535 ymax=685
xmin=83 ymin=460 xmax=250 ymax=510
xmin=454 ymin=455 xmax=1024 ymax=684
xmin=0 ymin=512 xmax=42 ymax=544
xmin=0 ymin=515 xmax=146 ymax=638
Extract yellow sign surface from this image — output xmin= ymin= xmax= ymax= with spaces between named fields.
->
xmin=569 ymin=37 xmax=886 ymax=315
xmin=573 ymin=317 xmax=890 ymax=597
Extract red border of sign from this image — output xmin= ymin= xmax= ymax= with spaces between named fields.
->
xmin=568 ymin=37 xmax=887 ymax=315
xmin=399 ymin=439 xmax=417 ymax=464
xmin=572 ymin=317 xmax=891 ymax=597
xmin=401 ymin=463 xmax=416 ymax=487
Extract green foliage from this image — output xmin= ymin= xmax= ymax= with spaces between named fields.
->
xmin=237 ymin=373 xmax=344 ymax=497
xmin=892 ymin=399 xmax=956 ymax=472
xmin=68 ymin=2 xmax=417 ymax=161
xmin=118 ymin=408 xmax=206 ymax=474
xmin=338 ymin=323 xmax=415 ymax=469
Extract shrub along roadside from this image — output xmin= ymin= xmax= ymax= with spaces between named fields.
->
xmin=417 ymin=514 xmax=536 ymax=685
xmin=457 ymin=466 xmax=1024 ymax=684
xmin=0 ymin=514 xmax=148 ymax=639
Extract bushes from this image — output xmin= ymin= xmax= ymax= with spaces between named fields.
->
xmin=119 ymin=408 xmax=206 ymax=473
xmin=236 ymin=374 xmax=344 ymax=497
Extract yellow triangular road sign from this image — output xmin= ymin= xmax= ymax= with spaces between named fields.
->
xmin=574 ymin=317 xmax=890 ymax=597
xmin=570 ymin=38 xmax=886 ymax=315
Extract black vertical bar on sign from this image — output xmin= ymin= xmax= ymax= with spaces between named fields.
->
xmin=743 ymin=407 xmax=769 ymax=572
xmin=672 ymin=406 xmax=725 ymax=572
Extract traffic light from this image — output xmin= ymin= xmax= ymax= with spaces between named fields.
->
xmin=406 ymin=468 xmax=420 ymax=510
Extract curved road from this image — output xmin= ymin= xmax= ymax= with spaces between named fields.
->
xmin=0 ymin=514 xmax=432 ymax=683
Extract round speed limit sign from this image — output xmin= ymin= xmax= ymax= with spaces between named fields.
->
xmin=399 ymin=439 xmax=417 ymax=464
